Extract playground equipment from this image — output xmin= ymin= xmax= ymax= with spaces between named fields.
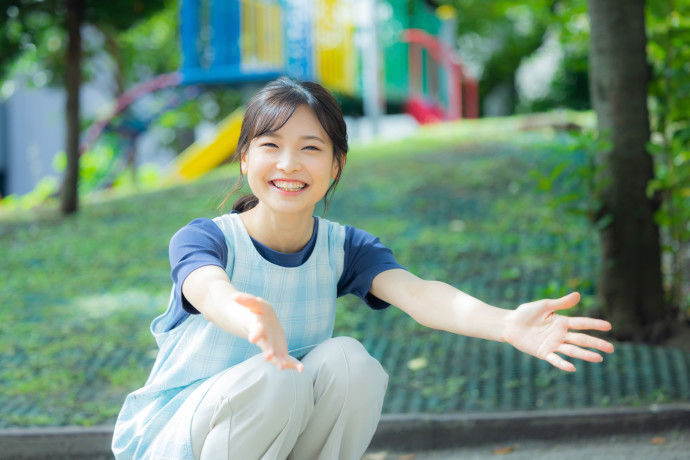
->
xmin=402 ymin=28 xmax=479 ymax=123
xmin=81 ymin=0 xmax=478 ymax=184
xmin=171 ymin=107 xmax=245 ymax=179
xmin=179 ymin=0 xmax=477 ymax=117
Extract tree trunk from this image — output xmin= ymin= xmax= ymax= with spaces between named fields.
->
xmin=587 ymin=0 xmax=667 ymax=340
xmin=61 ymin=0 xmax=83 ymax=215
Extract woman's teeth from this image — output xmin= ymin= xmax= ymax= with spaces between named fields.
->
xmin=273 ymin=180 xmax=306 ymax=191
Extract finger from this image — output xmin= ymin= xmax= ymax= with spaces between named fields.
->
xmin=283 ymin=357 xmax=303 ymax=372
xmin=567 ymin=317 xmax=612 ymax=332
xmin=545 ymin=352 xmax=576 ymax=372
xmin=565 ymin=332 xmax=615 ymax=353
xmin=231 ymin=292 xmax=256 ymax=303
xmin=232 ymin=293 xmax=265 ymax=314
xmin=545 ymin=292 xmax=581 ymax=312
xmin=266 ymin=356 xmax=284 ymax=370
xmin=263 ymin=348 xmax=276 ymax=362
xmin=248 ymin=324 xmax=265 ymax=343
xmin=280 ymin=357 xmax=304 ymax=372
xmin=557 ymin=343 xmax=603 ymax=363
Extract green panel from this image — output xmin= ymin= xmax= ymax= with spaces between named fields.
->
xmin=410 ymin=2 xmax=445 ymax=109
xmin=380 ymin=0 xmax=410 ymax=101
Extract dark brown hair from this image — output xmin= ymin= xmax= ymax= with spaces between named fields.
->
xmin=220 ymin=77 xmax=348 ymax=214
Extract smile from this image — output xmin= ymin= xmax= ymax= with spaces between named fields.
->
xmin=271 ymin=180 xmax=307 ymax=192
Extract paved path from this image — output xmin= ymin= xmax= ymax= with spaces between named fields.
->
xmin=1 ymin=406 xmax=688 ymax=459
xmin=364 ymin=428 xmax=690 ymax=460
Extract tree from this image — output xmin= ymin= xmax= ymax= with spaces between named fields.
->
xmin=0 ymin=0 xmax=166 ymax=215
xmin=62 ymin=0 xmax=82 ymax=215
xmin=586 ymin=0 xmax=668 ymax=340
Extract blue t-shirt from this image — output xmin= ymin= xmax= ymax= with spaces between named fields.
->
xmin=167 ymin=214 xmax=404 ymax=330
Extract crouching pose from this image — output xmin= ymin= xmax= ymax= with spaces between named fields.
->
xmin=112 ymin=77 xmax=614 ymax=459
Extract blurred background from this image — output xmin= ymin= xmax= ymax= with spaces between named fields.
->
xmin=0 ymin=0 xmax=591 ymax=201
xmin=0 ymin=0 xmax=689 ymax=434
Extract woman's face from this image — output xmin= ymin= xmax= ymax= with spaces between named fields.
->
xmin=241 ymin=105 xmax=339 ymax=218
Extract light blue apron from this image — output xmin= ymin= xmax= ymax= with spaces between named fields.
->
xmin=112 ymin=214 xmax=345 ymax=459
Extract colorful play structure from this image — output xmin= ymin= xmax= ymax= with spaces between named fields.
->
xmin=82 ymin=0 xmax=478 ymax=185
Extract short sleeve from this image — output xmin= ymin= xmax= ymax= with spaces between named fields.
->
xmin=337 ymin=226 xmax=405 ymax=310
xmin=169 ymin=218 xmax=228 ymax=315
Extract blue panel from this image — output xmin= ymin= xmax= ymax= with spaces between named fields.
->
xmin=284 ymin=0 xmax=313 ymax=80
xmin=228 ymin=0 xmax=241 ymax=65
xmin=181 ymin=66 xmax=284 ymax=85
xmin=212 ymin=0 xmax=241 ymax=67
xmin=180 ymin=0 xmax=199 ymax=72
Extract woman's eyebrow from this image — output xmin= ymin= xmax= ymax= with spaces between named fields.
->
xmin=301 ymin=135 xmax=326 ymax=143
xmin=261 ymin=133 xmax=326 ymax=143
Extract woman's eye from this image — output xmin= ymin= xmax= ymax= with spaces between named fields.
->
xmin=304 ymin=145 xmax=321 ymax=151
xmin=261 ymin=142 xmax=278 ymax=148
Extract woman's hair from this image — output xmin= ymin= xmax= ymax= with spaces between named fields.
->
xmin=220 ymin=77 xmax=348 ymax=214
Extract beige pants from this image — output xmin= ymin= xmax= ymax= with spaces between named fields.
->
xmin=189 ymin=336 xmax=388 ymax=460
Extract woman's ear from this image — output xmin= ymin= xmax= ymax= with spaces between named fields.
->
xmin=331 ymin=155 xmax=345 ymax=180
xmin=241 ymin=155 xmax=248 ymax=174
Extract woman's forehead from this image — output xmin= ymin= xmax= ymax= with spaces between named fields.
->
xmin=257 ymin=106 xmax=330 ymax=141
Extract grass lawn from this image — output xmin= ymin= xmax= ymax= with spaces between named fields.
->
xmin=2 ymin=115 xmax=684 ymax=427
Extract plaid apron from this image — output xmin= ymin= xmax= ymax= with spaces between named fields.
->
xmin=112 ymin=214 xmax=345 ymax=459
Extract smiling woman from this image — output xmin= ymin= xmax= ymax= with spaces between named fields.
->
xmin=111 ymin=77 xmax=614 ymax=460
xmin=239 ymin=105 xmax=341 ymax=242
xmin=223 ymin=77 xmax=348 ymax=216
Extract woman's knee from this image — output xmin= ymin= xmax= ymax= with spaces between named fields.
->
xmin=247 ymin=358 xmax=313 ymax=410
xmin=308 ymin=337 xmax=388 ymax=401
xmin=208 ymin=356 xmax=313 ymax=421
xmin=191 ymin=358 xmax=312 ymax=458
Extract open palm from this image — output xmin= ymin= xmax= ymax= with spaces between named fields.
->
xmin=503 ymin=292 xmax=615 ymax=372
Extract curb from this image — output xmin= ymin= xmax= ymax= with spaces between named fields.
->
xmin=1 ymin=404 xmax=689 ymax=459
xmin=371 ymin=403 xmax=690 ymax=450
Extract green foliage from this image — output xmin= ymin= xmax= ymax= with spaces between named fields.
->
xmin=525 ymin=3 xmax=690 ymax=316
xmin=100 ymin=0 xmax=179 ymax=88
xmin=647 ymin=2 xmax=690 ymax=314
xmin=0 ymin=0 xmax=167 ymax=85
xmin=523 ymin=0 xmax=591 ymax=112
xmin=442 ymin=0 xmax=592 ymax=114
xmin=531 ymin=127 xmax=612 ymax=227
xmin=447 ymin=0 xmax=551 ymax=113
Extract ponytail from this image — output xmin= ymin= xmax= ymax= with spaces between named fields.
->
xmin=232 ymin=194 xmax=259 ymax=212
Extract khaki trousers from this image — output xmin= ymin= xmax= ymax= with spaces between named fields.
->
xmin=189 ymin=336 xmax=388 ymax=460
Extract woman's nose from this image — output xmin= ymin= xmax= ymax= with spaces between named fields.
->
xmin=276 ymin=150 xmax=301 ymax=172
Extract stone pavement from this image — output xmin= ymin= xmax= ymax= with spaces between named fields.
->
xmin=364 ymin=428 xmax=690 ymax=460
xmin=1 ymin=404 xmax=688 ymax=459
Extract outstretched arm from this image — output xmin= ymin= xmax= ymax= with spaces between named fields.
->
xmin=370 ymin=269 xmax=614 ymax=372
xmin=183 ymin=265 xmax=304 ymax=372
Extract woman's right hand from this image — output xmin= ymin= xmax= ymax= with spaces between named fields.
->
xmin=232 ymin=292 xmax=304 ymax=372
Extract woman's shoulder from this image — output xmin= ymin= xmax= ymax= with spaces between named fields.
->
xmin=316 ymin=219 xmax=393 ymax=257
xmin=175 ymin=216 xmax=220 ymax=234
xmin=170 ymin=217 xmax=227 ymax=249
xmin=315 ymin=217 xmax=348 ymax=243
xmin=342 ymin=224 xmax=382 ymax=248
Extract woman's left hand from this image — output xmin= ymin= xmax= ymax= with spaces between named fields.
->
xmin=502 ymin=292 xmax=615 ymax=372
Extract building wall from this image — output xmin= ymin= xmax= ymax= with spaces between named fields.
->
xmin=4 ymin=87 xmax=65 ymax=197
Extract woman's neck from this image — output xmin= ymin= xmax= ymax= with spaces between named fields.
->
xmin=239 ymin=205 xmax=315 ymax=253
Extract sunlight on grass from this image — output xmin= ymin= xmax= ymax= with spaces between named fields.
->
xmin=72 ymin=289 xmax=169 ymax=320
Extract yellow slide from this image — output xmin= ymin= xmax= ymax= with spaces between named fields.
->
xmin=168 ymin=107 xmax=245 ymax=180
